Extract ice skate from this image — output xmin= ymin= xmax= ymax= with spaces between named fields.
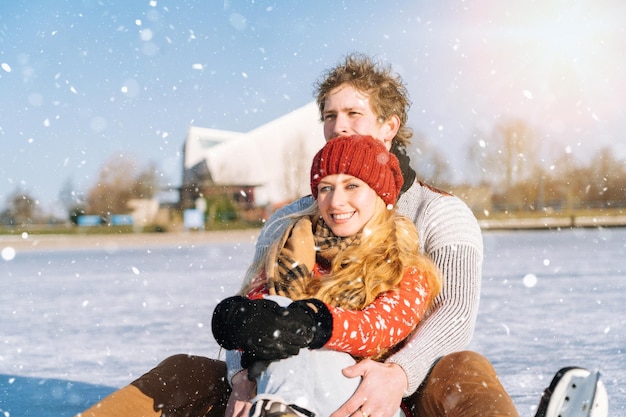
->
xmin=249 ymin=394 xmax=315 ymax=417
xmin=534 ymin=367 xmax=608 ymax=417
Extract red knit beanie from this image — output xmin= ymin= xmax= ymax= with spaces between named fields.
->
xmin=310 ymin=135 xmax=404 ymax=207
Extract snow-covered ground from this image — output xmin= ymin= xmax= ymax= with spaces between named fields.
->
xmin=1 ymin=227 xmax=625 ymax=416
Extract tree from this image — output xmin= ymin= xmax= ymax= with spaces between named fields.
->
xmin=464 ymin=129 xmax=500 ymax=186
xmin=409 ymin=132 xmax=451 ymax=188
xmin=467 ymin=119 xmax=543 ymax=210
xmin=131 ymin=161 xmax=160 ymax=199
xmin=2 ymin=189 xmax=39 ymax=225
xmin=86 ymin=154 xmax=159 ymax=217
xmin=497 ymin=120 xmax=540 ymax=190
xmin=582 ymin=147 xmax=626 ymax=208
xmin=487 ymin=119 xmax=540 ymax=189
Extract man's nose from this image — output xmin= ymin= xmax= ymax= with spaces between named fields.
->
xmin=333 ymin=114 xmax=350 ymax=136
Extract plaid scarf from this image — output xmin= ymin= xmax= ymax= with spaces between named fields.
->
xmin=313 ymin=218 xmax=361 ymax=270
xmin=267 ymin=216 xmax=360 ymax=301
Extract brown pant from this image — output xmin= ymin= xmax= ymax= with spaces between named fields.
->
xmin=407 ymin=351 xmax=519 ymax=417
xmin=77 ymin=351 xmax=518 ymax=417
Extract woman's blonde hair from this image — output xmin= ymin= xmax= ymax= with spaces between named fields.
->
xmin=241 ymin=198 xmax=441 ymax=312
xmin=307 ymin=198 xmax=440 ymax=310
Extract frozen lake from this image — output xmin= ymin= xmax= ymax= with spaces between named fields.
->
xmin=1 ymin=227 xmax=625 ymax=416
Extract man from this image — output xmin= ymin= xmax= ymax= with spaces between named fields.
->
xmin=227 ymin=53 xmax=514 ymax=417
xmin=78 ymin=54 xmax=604 ymax=417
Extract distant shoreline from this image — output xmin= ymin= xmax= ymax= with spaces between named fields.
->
xmin=0 ymin=229 xmax=262 ymax=253
xmin=478 ymin=214 xmax=626 ymax=230
xmin=3 ymin=213 xmax=626 ymax=253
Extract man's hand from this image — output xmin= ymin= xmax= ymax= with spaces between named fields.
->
xmin=225 ymin=370 xmax=255 ymax=417
xmin=330 ymin=359 xmax=408 ymax=417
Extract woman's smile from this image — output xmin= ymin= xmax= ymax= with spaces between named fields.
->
xmin=331 ymin=211 xmax=355 ymax=222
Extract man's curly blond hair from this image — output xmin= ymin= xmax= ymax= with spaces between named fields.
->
xmin=314 ymin=53 xmax=413 ymax=146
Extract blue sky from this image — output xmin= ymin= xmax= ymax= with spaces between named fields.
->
xmin=2 ymin=0 xmax=625 ymax=215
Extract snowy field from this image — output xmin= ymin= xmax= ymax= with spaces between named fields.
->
xmin=1 ymin=227 xmax=625 ymax=416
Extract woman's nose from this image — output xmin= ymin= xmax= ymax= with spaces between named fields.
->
xmin=329 ymin=188 xmax=347 ymax=206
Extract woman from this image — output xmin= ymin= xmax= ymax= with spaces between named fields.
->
xmin=212 ymin=135 xmax=441 ymax=417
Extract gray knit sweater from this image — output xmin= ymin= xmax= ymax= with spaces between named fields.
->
xmin=225 ymin=180 xmax=483 ymax=395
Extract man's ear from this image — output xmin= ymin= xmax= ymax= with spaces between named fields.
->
xmin=381 ymin=114 xmax=401 ymax=149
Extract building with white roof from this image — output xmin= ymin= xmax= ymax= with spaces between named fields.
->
xmin=181 ymin=101 xmax=324 ymax=213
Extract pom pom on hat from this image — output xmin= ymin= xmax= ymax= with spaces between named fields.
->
xmin=310 ymin=135 xmax=403 ymax=207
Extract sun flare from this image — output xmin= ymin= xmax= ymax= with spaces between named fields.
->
xmin=471 ymin=1 xmax=625 ymax=135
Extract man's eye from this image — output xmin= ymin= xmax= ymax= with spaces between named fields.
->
xmin=319 ymin=186 xmax=332 ymax=192
xmin=346 ymin=183 xmax=359 ymax=189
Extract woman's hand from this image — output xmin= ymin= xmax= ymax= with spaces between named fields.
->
xmin=225 ymin=370 xmax=256 ymax=417
xmin=212 ymin=296 xmax=313 ymax=361
xmin=330 ymin=359 xmax=408 ymax=417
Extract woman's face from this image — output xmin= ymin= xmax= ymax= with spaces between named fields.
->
xmin=316 ymin=173 xmax=378 ymax=237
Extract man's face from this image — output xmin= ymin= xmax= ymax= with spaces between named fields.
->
xmin=322 ymin=84 xmax=397 ymax=150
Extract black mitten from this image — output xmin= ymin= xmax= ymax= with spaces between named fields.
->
xmin=241 ymin=355 xmax=271 ymax=380
xmin=242 ymin=299 xmax=333 ymax=381
xmin=211 ymin=296 xmax=313 ymax=358
xmin=286 ymin=299 xmax=333 ymax=349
